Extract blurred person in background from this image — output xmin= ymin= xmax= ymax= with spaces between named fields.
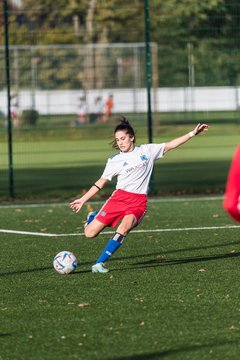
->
xmin=103 ymin=94 xmax=114 ymax=123
xmin=76 ymin=96 xmax=88 ymax=125
xmin=10 ymin=93 xmax=19 ymax=128
xmin=90 ymin=96 xmax=104 ymax=123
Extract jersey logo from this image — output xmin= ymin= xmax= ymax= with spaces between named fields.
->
xmin=140 ymin=155 xmax=148 ymax=161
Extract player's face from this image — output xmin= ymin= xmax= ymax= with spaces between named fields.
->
xmin=115 ymin=130 xmax=134 ymax=152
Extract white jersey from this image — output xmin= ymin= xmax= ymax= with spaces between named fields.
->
xmin=101 ymin=144 xmax=165 ymax=194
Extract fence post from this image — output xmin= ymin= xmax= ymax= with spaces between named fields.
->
xmin=144 ymin=0 xmax=154 ymax=193
xmin=3 ymin=0 xmax=14 ymax=199
xmin=144 ymin=0 xmax=153 ymax=144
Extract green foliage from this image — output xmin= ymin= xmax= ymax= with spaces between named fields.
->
xmin=9 ymin=0 xmax=90 ymax=45
xmin=150 ymin=0 xmax=230 ymax=44
xmin=94 ymin=0 xmax=145 ymax=43
xmin=20 ymin=109 xmax=39 ymax=126
xmin=4 ymin=0 xmax=240 ymax=87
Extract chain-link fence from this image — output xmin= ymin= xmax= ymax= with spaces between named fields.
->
xmin=1 ymin=0 xmax=240 ymax=200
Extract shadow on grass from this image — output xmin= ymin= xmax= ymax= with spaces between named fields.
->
xmin=0 ymin=258 xmax=98 ymax=277
xmin=107 ymin=238 xmax=240 ymax=265
xmin=1 ymin=251 xmax=238 ymax=277
xmin=0 ymin=265 xmax=94 ymax=277
xmin=0 ymin=333 xmax=11 ymax=337
xmin=72 ymin=268 xmax=92 ymax=274
xmin=107 ymin=339 xmax=240 ymax=360
xmin=0 ymin=266 xmax=51 ymax=277
xmin=130 ymin=251 xmax=240 ymax=269
xmin=0 ymin=266 xmax=94 ymax=277
xmin=73 ymin=240 xmax=240 ymax=274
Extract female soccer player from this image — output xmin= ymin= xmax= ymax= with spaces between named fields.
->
xmin=70 ymin=117 xmax=208 ymax=273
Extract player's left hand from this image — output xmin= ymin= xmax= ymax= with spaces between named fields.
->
xmin=192 ymin=123 xmax=209 ymax=135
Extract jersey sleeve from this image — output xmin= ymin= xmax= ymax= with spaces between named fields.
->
xmin=101 ymin=158 xmax=119 ymax=181
xmin=145 ymin=143 xmax=165 ymax=160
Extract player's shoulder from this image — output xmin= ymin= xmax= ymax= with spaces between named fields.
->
xmin=141 ymin=143 xmax=164 ymax=150
xmin=139 ymin=144 xmax=148 ymax=149
xmin=139 ymin=143 xmax=165 ymax=156
xmin=138 ymin=144 xmax=152 ymax=152
xmin=109 ymin=152 xmax=121 ymax=160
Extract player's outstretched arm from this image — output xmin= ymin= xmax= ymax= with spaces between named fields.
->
xmin=70 ymin=177 xmax=109 ymax=213
xmin=164 ymin=123 xmax=208 ymax=154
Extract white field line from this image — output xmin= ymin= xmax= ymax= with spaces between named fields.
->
xmin=0 ymin=224 xmax=239 ymax=238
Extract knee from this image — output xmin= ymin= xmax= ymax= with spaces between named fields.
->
xmin=84 ymin=227 xmax=97 ymax=238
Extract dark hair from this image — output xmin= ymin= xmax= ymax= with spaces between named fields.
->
xmin=112 ymin=116 xmax=136 ymax=149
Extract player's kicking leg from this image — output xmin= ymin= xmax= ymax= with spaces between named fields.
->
xmin=84 ymin=210 xmax=98 ymax=228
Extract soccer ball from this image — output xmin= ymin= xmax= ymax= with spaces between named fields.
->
xmin=53 ymin=251 xmax=78 ymax=274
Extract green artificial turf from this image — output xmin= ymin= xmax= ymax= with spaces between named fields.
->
xmin=0 ymin=123 xmax=239 ymax=201
xmin=0 ymin=196 xmax=240 ymax=359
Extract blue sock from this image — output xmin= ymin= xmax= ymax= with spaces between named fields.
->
xmin=85 ymin=211 xmax=98 ymax=226
xmin=96 ymin=232 xmax=125 ymax=264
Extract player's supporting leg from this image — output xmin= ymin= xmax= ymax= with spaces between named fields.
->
xmin=92 ymin=214 xmax=137 ymax=273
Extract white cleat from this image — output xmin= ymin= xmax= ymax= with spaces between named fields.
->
xmin=92 ymin=262 xmax=109 ymax=273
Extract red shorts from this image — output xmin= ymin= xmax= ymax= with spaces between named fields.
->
xmin=96 ymin=189 xmax=147 ymax=228
xmin=223 ymin=145 xmax=240 ymax=222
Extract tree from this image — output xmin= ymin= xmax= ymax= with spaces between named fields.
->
xmin=8 ymin=0 xmax=90 ymax=44
xmin=3 ymin=0 xmax=240 ymax=87
xmin=94 ymin=0 xmax=145 ymax=43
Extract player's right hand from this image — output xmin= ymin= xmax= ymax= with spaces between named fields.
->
xmin=70 ymin=199 xmax=84 ymax=213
